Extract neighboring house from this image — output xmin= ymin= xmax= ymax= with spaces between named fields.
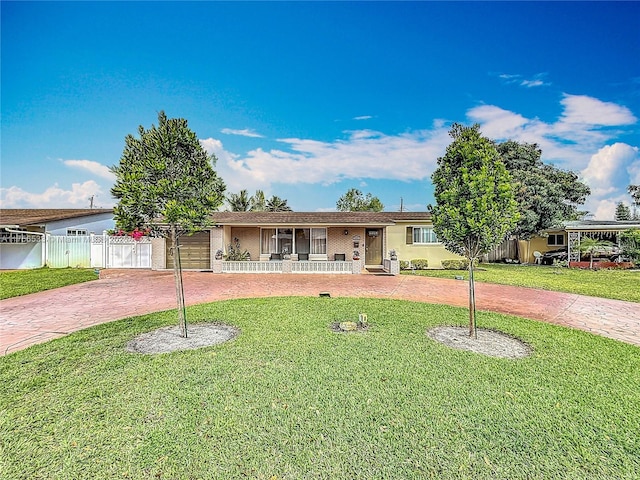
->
xmin=518 ymin=220 xmax=640 ymax=264
xmin=0 ymin=209 xmax=114 ymax=269
xmin=151 ymin=211 xmax=463 ymax=273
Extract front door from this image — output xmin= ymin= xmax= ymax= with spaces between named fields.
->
xmin=365 ymin=228 xmax=383 ymax=265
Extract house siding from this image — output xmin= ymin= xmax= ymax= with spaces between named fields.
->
xmin=45 ymin=213 xmax=115 ymax=236
xmin=387 ymin=221 xmax=464 ymax=269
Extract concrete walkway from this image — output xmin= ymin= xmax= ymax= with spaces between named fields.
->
xmin=1 ymin=270 xmax=639 ymax=355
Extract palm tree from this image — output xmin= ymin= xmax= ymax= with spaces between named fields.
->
xmin=579 ymin=237 xmax=613 ymax=269
xmin=226 ymin=189 xmax=251 ymax=212
xmin=266 ymin=195 xmax=292 ymax=212
xmin=249 ymin=189 xmax=267 ymax=211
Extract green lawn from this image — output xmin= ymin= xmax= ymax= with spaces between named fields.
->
xmin=403 ymin=263 xmax=640 ymax=303
xmin=1 ymin=297 xmax=638 ymax=479
xmin=0 ymin=267 xmax=99 ymax=299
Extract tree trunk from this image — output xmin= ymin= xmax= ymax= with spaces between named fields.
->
xmin=171 ymin=227 xmax=188 ymax=338
xmin=468 ymin=258 xmax=477 ymax=338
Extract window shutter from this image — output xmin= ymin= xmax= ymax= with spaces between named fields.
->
xmin=406 ymin=227 xmax=413 ymax=245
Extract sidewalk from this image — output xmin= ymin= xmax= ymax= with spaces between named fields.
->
xmin=1 ymin=270 xmax=639 ymax=355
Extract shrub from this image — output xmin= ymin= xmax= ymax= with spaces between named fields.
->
xmin=441 ymin=259 xmax=470 ymax=270
xmin=399 ymin=260 xmax=411 ymax=270
xmin=224 ymin=237 xmax=250 ymax=261
xmin=410 ymin=259 xmax=429 ymax=270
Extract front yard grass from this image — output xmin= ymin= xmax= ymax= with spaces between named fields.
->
xmin=404 ymin=263 xmax=640 ymax=303
xmin=1 ymin=297 xmax=638 ymax=479
xmin=0 ymin=267 xmax=98 ymax=299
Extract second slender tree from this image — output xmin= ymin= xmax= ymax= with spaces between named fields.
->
xmin=430 ymin=124 xmax=519 ymax=337
xmin=111 ymin=112 xmax=226 ymax=337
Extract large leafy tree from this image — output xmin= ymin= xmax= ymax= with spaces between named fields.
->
xmin=336 ymin=188 xmax=384 ymax=212
xmin=110 ymin=111 xmax=225 ymax=337
xmin=430 ymin=124 xmax=519 ymax=337
xmin=496 ymin=141 xmax=590 ymax=255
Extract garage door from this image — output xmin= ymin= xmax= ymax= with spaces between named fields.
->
xmin=166 ymin=231 xmax=211 ymax=270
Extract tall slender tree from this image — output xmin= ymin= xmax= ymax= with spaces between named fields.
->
xmin=615 ymin=202 xmax=631 ymax=221
xmin=430 ymin=124 xmax=519 ymax=337
xmin=110 ymin=111 xmax=225 ymax=337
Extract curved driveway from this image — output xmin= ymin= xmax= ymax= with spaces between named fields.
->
xmin=1 ymin=269 xmax=639 ymax=355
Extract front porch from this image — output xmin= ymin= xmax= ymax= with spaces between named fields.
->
xmin=213 ymin=257 xmax=400 ymax=275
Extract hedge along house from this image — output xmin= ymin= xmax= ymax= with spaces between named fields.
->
xmin=0 ymin=209 xmax=115 ymax=269
xmin=150 ymin=211 xmax=464 ymax=274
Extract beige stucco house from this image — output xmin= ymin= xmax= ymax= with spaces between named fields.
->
xmin=151 ymin=211 xmax=463 ymax=273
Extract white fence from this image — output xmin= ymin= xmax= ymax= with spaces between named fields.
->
xmin=47 ymin=236 xmax=92 ymax=268
xmin=46 ymin=234 xmax=151 ymax=269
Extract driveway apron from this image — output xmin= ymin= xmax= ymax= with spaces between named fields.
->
xmin=1 ymin=270 xmax=638 ymax=355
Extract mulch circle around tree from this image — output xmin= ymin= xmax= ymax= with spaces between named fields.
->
xmin=126 ymin=323 xmax=239 ymax=354
xmin=427 ymin=326 xmax=532 ymax=359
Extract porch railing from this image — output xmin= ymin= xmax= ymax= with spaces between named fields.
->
xmin=292 ymin=261 xmax=352 ymax=274
xmin=220 ymin=260 xmax=354 ymax=274
xmin=222 ymin=261 xmax=283 ymax=273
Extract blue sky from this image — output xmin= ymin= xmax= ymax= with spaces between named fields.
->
xmin=2 ymin=1 xmax=639 ymax=219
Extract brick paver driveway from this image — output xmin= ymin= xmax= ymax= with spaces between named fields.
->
xmin=1 ymin=269 xmax=639 ymax=355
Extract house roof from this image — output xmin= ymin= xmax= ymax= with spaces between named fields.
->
xmin=210 ymin=211 xmax=432 ymax=226
xmin=563 ymin=220 xmax=640 ymax=231
xmin=0 ymin=209 xmax=114 ymax=227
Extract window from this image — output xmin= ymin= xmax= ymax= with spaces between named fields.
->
xmin=409 ymin=227 xmax=438 ymax=244
xmin=547 ymin=234 xmax=565 ymax=246
xmin=67 ymin=229 xmax=88 ymax=236
xmin=261 ymin=227 xmax=326 ymax=255
xmin=310 ymin=228 xmax=326 ymax=254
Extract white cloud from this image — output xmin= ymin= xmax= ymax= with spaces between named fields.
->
xmin=497 ymin=72 xmax=549 ymax=88
xmin=521 ymin=79 xmax=544 ymax=88
xmin=63 ymin=159 xmax=116 ymax=181
xmin=580 ymin=143 xmax=640 ymax=219
xmin=353 ymin=115 xmax=373 ymax=121
xmin=220 ymin=128 xmax=263 ymax=138
xmin=0 ymin=181 xmax=111 ymax=208
xmin=581 ymin=143 xmax=638 ymax=197
xmin=203 ymin=93 xmax=636 ymax=219
xmin=559 ymin=94 xmax=637 ymax=126
xmin=199 ymin=127 xmax=452 ymax=194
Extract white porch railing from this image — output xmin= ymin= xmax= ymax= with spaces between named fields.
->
xmin=222 ymin=261 xmax=283 ymax=273
xmin=292 ymin=261 xmax=353 ymax=274
xmin=219 ymin=260 xmax=354 ymax=274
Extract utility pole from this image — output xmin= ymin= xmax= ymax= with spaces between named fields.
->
xmin=399 ymin=197 xmax=404 ymax=212
xmin=89 ymin=195 xmax=95 ymax=209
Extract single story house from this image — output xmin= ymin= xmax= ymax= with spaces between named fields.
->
xmin=517 ymin=220 xmax=640 ymax=265
xmin=0 ymin=209 xmax=114 ymax=269
xmin=151 ymin=211 xmax=463 ymax=273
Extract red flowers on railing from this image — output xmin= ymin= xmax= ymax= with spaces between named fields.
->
xmin=110 ymin=228 xmax=151 ymax=241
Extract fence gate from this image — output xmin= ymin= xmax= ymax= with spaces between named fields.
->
xmin=47 ymin=236 xmax=91 ymax=268
xmin=106 ymin=236 xmax=152 ymax=268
